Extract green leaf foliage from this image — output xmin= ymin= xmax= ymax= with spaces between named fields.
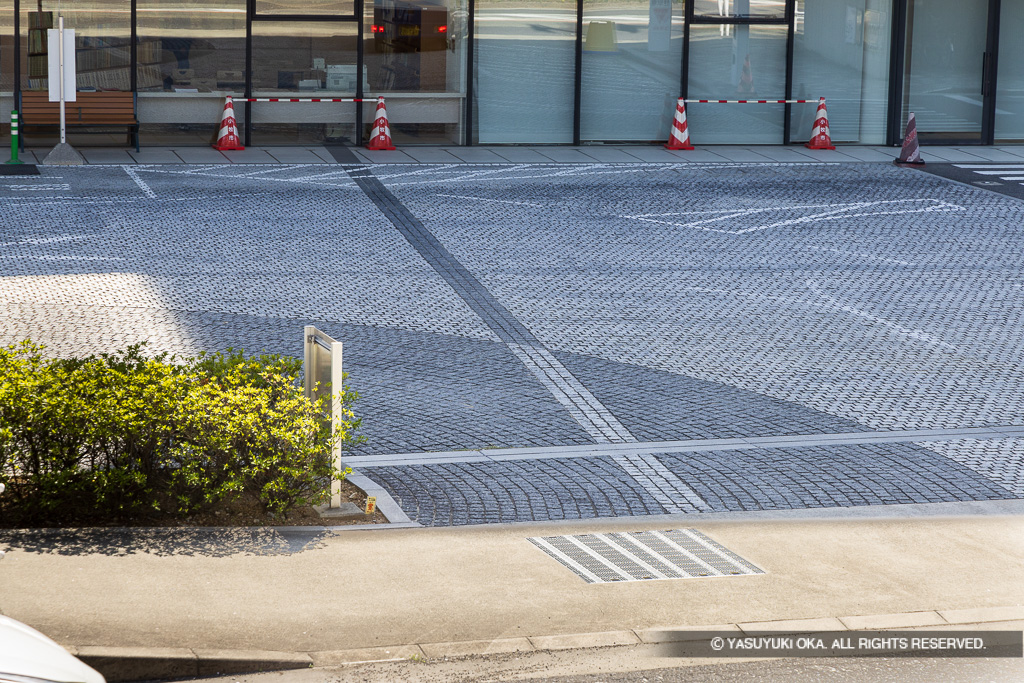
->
xmin=0 ymin=341 xmax=363 ymax=526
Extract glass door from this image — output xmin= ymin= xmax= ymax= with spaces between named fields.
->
xmin=901 ymin=0 xmax=996 ymax=143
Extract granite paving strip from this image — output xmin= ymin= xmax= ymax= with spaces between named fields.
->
xmin=344 ymin=425 xmax=1024 ymax=467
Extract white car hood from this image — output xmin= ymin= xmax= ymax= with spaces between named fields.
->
xmin=0 ymin=616 xmax=105 ymax=683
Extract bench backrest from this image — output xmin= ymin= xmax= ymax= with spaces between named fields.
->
xmin=20 ymin=91 xmax=137 ymax=124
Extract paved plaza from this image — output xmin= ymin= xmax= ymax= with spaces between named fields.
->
xmin=2 ymin=156 xmax=1023 ymax=525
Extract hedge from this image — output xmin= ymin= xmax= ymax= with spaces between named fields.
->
xmin=0 ymin=341 xmax=363 ymax=526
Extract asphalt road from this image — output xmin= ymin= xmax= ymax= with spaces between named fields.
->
xmin=918 ymin=162 xmax=1024 ymax=201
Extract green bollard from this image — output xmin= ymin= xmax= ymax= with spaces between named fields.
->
xmin=6 ymin=110 xmax=23 ymax=164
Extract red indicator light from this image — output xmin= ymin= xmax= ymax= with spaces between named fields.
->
xmin=437 ymin=25 xmax=447 ymax=33
xmin=372 ymin=24 xmax=383 ymax=33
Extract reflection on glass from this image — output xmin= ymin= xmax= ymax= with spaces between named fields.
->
xmin=474 ymin=0 xmax=575 ymax=143
xmin=1 ymin=1 xmax=14 ymax=93
xmin=692 ymin=0 xmax=785 ymax=20
xmin=581 ymin=0 xmax=683 ymax=141
xmin=790 ymin=0 xmax=889 ymax=144
xmin=686 ymin=24 xmax=787 ymax=143
xmin=137 ymin=1 xmax=245 ymax=94
xmin=252 ymin=21 xmax=359 ymax=93
xmin=903 ymin=0 xmax=985 ymax=139
xmin=255 ymin=1 xmax=355 ymax=15
xmin=365 ymin=0 xmax=460 ymax=93
xmin=996 ymin=0 xmax=1024 ymax=141
xmin=24 ymin=1 xmax=131 ymax=91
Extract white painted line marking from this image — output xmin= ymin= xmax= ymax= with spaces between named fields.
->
xmin=124 ymin=166 xmax=156 ymax=198
xmin=953 ymin=164 xmax=1024 ymax=169
xmin=6 ymin=184 xmax=71 ymax=191
xmin=622 ymin=199 xmax=964 ymax=235
xmin=805 ymin=280 xmax=957 ymax=351
xmin=0 ymin=255 xmax=123 ymax=261
xmin=807 ymin=246 xmax=915 ymax=266
xmin=435 ymin=193 xmax=544 ymax=208
xmin=3 ymin=234 xmax=93 ymax=246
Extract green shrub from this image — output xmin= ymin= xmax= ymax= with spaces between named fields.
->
xmin=0 ymin=342 xmax=363 ymax=526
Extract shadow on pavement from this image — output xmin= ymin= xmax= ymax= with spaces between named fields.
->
xmin=0 ymin=526 xmax=328 ymax=557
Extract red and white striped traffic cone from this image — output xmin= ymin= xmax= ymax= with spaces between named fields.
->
xmin=804 ymin=97 xmax=835 ymax=150
xmin=212 ymin=96 xmax=244 ymax=151
xmin=665 ymin=99 xmax=695 ymax=150
xmin=366 ymin=97 xmax=396 ymax=151
xmin=894 ymin=112 xmax=925 ymax=165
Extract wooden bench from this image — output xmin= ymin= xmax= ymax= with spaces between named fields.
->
xmin=20 ymin=91 xmax=139 ymax=151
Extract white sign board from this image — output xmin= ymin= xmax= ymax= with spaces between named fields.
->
xmin=47 ymin=28 xmax=76 ymax=102
xmin=648 ymin=0 xmax=672 ymax=53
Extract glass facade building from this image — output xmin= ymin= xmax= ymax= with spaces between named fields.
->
xmin=0 ymin=0 xmax=1021 ymax=146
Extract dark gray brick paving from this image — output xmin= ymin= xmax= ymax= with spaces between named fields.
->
xmin=362 ymin=442 xmax=1016 ymax=526
xmin=552 ymin=351 xmax=867 ymax=440
xmin=367 ymin=457 xmax=668 ymax=527
xmin=4 ymin=162 xmax=1024 ymax=525
xmin=655 ymin=443 xmax=1014 ymax=513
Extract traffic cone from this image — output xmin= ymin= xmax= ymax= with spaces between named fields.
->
xmin=665 ymin=99 xmax=694 ymax=150
xmin=212 ymin=96 xmax=244 ymax=151
xmin=804 ymin=97 xmax=836 ymax=150
xmin=894 ymin=112 xmax=925 ymax=165
xmin=736 ymin=54 xmax=755 ymax=95
xmin=366 ymin=97 xmax=396 ymax=151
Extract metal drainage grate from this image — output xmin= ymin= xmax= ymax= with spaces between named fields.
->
xmin=528 ymin=529 xmax=764 ymax=584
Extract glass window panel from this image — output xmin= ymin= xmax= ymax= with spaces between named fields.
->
xmin=790 ymin=0 xmax=890 ymax=144
xmin=686 ymin=24 xmax=787 ymax=143
xmin=1 ymin=1 xmax=14 ymax=97
xmin=255 ymin=1 xmax=355 ymax=15
xmin=581 ymin=0 xmax=683 ymax=142
xmin=23 ymin=1 xmax=131 ymax=91
xmin=136 ymin=1 xmax=246 ymax=94
xmin=364 ymin=0 xmax=467 ymax=145
xmin=474 ymin=0 xmax=575 ymax=143
xmin=365 ymin=0 xmax=464 ymax=94
xmin=902 ymin=0 xmax=986 ymax=140
xmin=693 ymin=0 xmax=786 ymax=20
xmin=251 ymin=22 xmax=359 ymax=143
xmin=252 ymin=21 xmax=358 ymax=93
xmin=996 ymin=0 xmax=1024 ymax=141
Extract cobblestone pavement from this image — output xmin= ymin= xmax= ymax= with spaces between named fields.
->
xmin=2 ymin=161 xmax=1022 ymax=525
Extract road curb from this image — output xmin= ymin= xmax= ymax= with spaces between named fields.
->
xmin=69 ymin=605 xmax=1024 ymax=681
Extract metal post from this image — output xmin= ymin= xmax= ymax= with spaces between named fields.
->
xmin=330 ymin=341 xmax=344 ymax=509
xmin=58 ymin=15 xmax=66 ymax=145
xmin=6 ymin=111 xmax=22 ymax=164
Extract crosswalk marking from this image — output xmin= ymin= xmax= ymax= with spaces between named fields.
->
xmin=951 ymin=164 xmax=1024 ymax=186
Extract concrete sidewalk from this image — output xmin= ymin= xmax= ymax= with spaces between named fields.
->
xmin=1 ymin=511 xmax=1022 ymax=679
xmin=13 ymin=143 xmax=1024 ymax=166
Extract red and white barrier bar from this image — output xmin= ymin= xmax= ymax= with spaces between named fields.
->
xmin=232 ymin=97 xmax=370 ymax=103
xmin=685 ymin=99 xmax=817 ymax=104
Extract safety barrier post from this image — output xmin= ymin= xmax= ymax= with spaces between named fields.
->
xmin=6 ymin=110 xmax=22 ymax=164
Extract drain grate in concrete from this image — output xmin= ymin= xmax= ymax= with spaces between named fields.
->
xmin=528 ymin=529 xmax=764 ymax=584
